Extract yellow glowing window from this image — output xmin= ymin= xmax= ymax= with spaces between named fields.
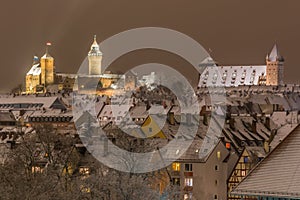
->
xmin=217 ymin=151 xmax=221 ymax=160
xmin=172 ymin=163 xmax=180 ymax=171
xmin=31 ymin=166 xmax=43 ymax=173
xmin=79 ymin=167 xmax=90 ymax=175
xmin=241 ymin=170 xmax=246 ymax=177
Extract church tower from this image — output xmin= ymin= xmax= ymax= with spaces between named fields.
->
xmin=40 ymin=43 xmax=55 ymax=86
xmin=88 ymin=35 xmax=102 ymax=75
xmin=266 ymin=44 xmax=284 ymax=86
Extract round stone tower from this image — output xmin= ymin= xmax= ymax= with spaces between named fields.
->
xmin=88 ymin=35 xmax=102 ymax=75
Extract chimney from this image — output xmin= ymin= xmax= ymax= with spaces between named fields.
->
xmin=265 ymin=117 xmax=271 ymax=130
xmin=203 ymin=112 xmax=210 ymax=126
xmin=162 ymin=101 xmax=167 ymax=109
xmin=229 ymin=118 xmax=235 ymax=130
xmin=168 ymin=112 xmax=175 ymax=125
xmin=264 ymin=140 xmax=270 ymax=153
xmin=252 ymin=119 xmax=257 ymax=134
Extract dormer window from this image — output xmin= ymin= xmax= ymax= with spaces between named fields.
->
xmin=232 ymin=70 xmax=237 ymax=80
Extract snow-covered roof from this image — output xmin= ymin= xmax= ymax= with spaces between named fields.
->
xmin=30 ymin=109 xmax=73 ymax=117
xmin=98 ymin=104 xmax=130 ymax=119
xmin=0 ymin=96 xmax=62 ymax=109
xmin=41 ymin=52 xmax=53 ymax=59
xmin=26 ymin=63 xmax=41 ymax=76
xmin=199 ymin=65 xmax=266 ymax=87
xmin=232 ymin=125 xmax=300 ymax=198
xmin=0 ymin=112 xmax=15 ymax=122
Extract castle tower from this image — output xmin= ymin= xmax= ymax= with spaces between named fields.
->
xmin=266 ymin=44 xmax=284 ymax=86
xmin=88 ymin=35 xmax=102 ymax=75
xmin=40 ymin=43 xmax=55 ymax=86
xmin=25 ymin=56 xmax=40 ymax=93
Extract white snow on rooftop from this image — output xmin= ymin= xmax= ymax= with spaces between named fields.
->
xmin=26 ymin=64 xmax=41 ymax=76
xmin=199 ymin=65 xmax=266 ymax=87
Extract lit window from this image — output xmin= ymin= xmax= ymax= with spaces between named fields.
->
xmin=79 ymin=167 xmax=90 ymax=175
xmin=172 ymin=162 xmax=180 ymax=171
xmin=217 ymin=151 xmax=221 ymax=160
xmin=232 ymin=72 xmax=237 ymax=78
xmin=241 ymin=71 xmax=246 ymax=79
xmin=184 ymin=193 xmax=192 ymax=200
xmin=225 ymin=142 xmax=231 ymax=149
xmin=80 ymin=185 xmax=91 ymax=193
xmin=32 ymin=166 xmax=43 ymax=173
xmin=204 ymin=71 xmax=209 ymax=78
xmin=184 ymin=178 xmax=193 ymax=187
xmin=172 ymin=178 xmax=180 ymax=185
xmin=212 ymin=72 xmax=218 ymax=84
xmin=241 ymin=170 xmax=246 ymax=176
xmin=185 ymin=164 xmax=193 ymax=171
xmin=184 ymin=194 xmax=189 ymax=200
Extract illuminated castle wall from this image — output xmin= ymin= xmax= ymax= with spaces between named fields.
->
xmin=25 ymin=45 xmax=55 ymax=94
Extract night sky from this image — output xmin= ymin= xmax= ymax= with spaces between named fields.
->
xmin=1 ymin=0 xmax=300 ymax=92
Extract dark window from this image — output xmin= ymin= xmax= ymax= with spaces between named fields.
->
xmin=185 ymin=164 xmax=193 ymax=171
xmin=215 ymin=165 xmax=219 ymax=171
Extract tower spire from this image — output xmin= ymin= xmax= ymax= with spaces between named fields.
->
xmin=43 ymin=42 xmax=52 ymax=58
xmin=268 ymin=44 xmax=284 ymax=62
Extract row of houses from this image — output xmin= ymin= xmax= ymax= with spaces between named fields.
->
xmin=0 ymin=85 xmax=300 ymax=199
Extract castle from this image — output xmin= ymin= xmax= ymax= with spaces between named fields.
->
xmin=25 ymin=45 xmax=55 ymax=93
xmin=25 ymin=38 xmax=284 ymax=94
xmin=198 ymin=44 xmax=284 ymax=87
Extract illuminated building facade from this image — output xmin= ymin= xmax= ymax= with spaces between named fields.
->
xmin=198 ymin=45 xmax=284 ymax=87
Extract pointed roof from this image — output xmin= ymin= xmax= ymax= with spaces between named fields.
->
xmin=41 ymin=43 xmax=53 ymax=59
xmin=199 ymin=56 xmax=217 ymax=67
xmin=232 ymin=125 xmax=300 ymax=198
xmin=88 ymin=35 xmax=102 ymax=56
xmin=268 ymin=44 xmax=284 ymax=62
